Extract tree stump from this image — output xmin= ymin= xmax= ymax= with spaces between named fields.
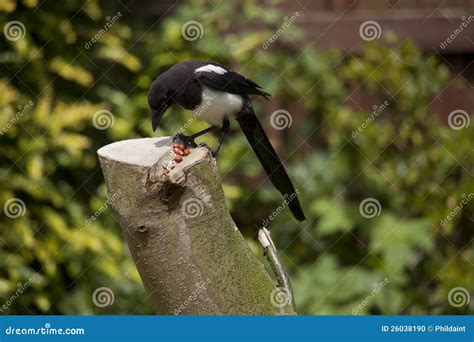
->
xmin=97 ymin=137 xmax=294 ymax=315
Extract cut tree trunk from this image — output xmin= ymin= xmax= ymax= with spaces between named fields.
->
xmin=97 ymin=137 xmax=294 ymax=315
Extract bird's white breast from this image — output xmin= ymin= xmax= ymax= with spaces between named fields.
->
xmin=193 ymin=86 xmax=243 ymax=126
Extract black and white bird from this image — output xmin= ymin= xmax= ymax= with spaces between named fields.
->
xmin=147 ymin=61 xmax=305 ymax=221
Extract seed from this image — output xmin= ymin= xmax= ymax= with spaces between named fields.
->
xmin=174 ymin=155 xmax=183 ymax=163
xmin=183 ymin=149 xmax=190 ymax=156
xmin=173 ymin=148 xmax=183 ymax=155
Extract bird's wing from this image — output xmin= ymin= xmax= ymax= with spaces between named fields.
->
xmin=236 ymin=98 xmax=305 ymax=222
xmin=194 ymin=66 xmax=270 ymax=99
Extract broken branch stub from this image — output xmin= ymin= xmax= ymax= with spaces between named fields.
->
xmin=97 ymin=137 xmax=295 ymax=315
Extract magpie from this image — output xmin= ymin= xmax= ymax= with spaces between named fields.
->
xmin=147 ymin=60 xmax=305 ymax=221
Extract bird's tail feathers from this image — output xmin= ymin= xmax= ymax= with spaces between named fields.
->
xmin=236 ymin=99 xmax=305 ymax=222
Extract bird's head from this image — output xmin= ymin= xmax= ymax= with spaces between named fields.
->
xmin=147 ymin=79 xmax=172 ymax=132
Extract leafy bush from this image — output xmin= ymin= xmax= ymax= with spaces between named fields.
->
xmin=0 ymin=0 xmax=151 ymax=314
xmin=1 ymin=0 xmax=472 ymax=315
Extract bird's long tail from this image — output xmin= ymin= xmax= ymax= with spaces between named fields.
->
xmin=235 ymin=99 xmax=305 ymax=221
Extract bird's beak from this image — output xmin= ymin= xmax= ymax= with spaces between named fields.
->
xmin=151 ymin=105 xmax=168 ymax=132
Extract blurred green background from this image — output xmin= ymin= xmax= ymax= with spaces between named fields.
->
xmin=0 ymin=0 xmax=472 ymax=315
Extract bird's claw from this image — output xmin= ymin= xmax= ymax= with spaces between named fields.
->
xmin=196 ymin=142 xmax=218 ymax=157
xmin=197 ymin=142 xmax=210 ymax=149
xmin=173 ymin=132 xmax=197 ymax=148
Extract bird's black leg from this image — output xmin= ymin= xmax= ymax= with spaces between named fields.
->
xmin=191 ymin=126 xmax=215 ymax=139
xmin=211 ymin=118 xmax=230 ymax=157
xmin=173 ymin=126 xmax=214 ymax=148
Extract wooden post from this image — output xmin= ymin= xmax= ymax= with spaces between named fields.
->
xmin=97 ymin=137 xmax=295 ymax=315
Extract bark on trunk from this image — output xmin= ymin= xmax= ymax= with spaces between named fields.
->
xmin=97 ymin=137 xmax=294 ymax=315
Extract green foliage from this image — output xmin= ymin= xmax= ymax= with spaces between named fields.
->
xmin=0 ymin=0 xmax=151 ymax=314
xmin=1 ymin=0 xmax=472 ymax=315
